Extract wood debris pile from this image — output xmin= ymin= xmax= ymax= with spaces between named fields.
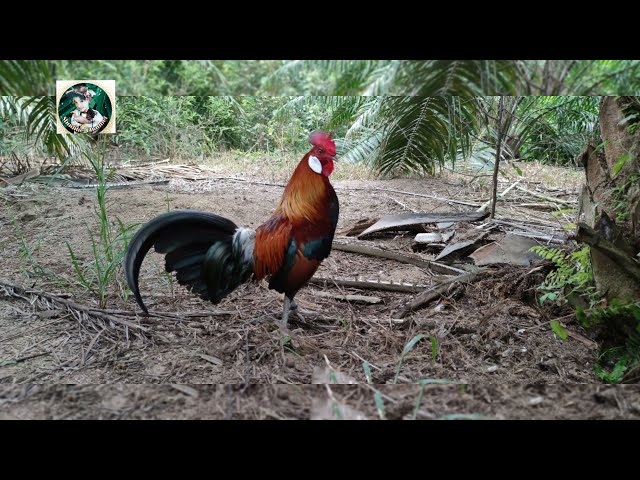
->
xmin=328 ymin=180 xmax=577 ymax=319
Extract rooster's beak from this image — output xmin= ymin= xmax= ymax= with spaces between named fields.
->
xmin=332 ymin=156 xmax=338 ymax=162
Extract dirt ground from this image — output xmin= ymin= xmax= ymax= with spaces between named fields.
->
xmin=0 ymin=165 xmax=636 ymax=419
xmin=2 ymin=384 xmax=639 ymax=420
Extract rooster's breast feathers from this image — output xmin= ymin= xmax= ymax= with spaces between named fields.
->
xmin=253 ymin=158 xmax=339 ymax=295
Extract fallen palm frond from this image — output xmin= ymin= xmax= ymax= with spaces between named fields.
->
xmin=0 ymin=279 xmax=148 ymax=339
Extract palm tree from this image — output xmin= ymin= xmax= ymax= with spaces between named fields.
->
xmin=268 ymin=60 xmax=640 ymax=96
xmin=280 ymin=94 xmax=599 ymax=178
xmin=0 ymin=61 xmax=88 ymax=165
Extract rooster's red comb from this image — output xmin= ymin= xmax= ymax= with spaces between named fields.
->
xmin=308 ymin=131 xmax=336 ymax=156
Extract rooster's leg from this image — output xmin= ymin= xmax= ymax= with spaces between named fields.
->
xmin=280 ymin=296 xmax=291 ymax=328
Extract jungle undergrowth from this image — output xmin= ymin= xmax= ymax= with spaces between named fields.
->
xmin=532 ymin=242 xmax=640 ymax=383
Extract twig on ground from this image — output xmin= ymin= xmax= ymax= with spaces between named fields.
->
xmin=393 ymin=272 xmax=481 ymax=319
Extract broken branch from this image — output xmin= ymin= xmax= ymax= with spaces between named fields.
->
xmin=332 ymin=241 xmax=466 ymax=275
xmin=514 ymin=185 xmax=576 ymax=206
xmin=313 ymin=291 xmax=382 ymax=304
xmin=309 ymin=276 xmax=427 ymax=293
xmin=393 ymin=272 xmax=480 ymax=319
xmin=477 ymin=179 xmax=522 ymax=213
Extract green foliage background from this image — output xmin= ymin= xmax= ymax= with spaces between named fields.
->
xmin=0 ymin=60 xmax=634 ymax=171
xmin=111 ymin=96 xmax=335 ymax=160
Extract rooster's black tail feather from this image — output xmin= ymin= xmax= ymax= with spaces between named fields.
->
xmin=124 ymin=210 xmax=253 ymax=313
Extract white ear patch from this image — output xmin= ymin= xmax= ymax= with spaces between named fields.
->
xmin=308 ymin=155 xmax=322 ymax=174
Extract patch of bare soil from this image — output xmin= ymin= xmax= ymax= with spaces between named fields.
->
xmin=1 ymin=384 xmax=638 ymax=420
xmin=0 ymin=171 xmax=615 ymax=419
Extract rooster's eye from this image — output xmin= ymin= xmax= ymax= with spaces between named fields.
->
xmin=318 ymin=148 xmax=324 ymax=154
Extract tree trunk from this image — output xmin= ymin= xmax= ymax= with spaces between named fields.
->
xmin=490 ymin=97 xmax=505 ymax=219
xmin=577 ymin=97 xmax=640 ymax=310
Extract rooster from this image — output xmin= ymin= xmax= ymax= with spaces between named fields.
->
xmin=124 ymin=131 xmax=339 ymax=328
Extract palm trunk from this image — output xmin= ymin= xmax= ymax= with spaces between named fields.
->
xmin=577 ymin=96 xmax=640 ymax=331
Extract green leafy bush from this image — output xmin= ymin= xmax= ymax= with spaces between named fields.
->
xmin=530 ymin=245 xmax=596 ymax=306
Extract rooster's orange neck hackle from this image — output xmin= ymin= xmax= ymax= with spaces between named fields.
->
xmin=276 ymin=131 xmax=336 ymax=224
